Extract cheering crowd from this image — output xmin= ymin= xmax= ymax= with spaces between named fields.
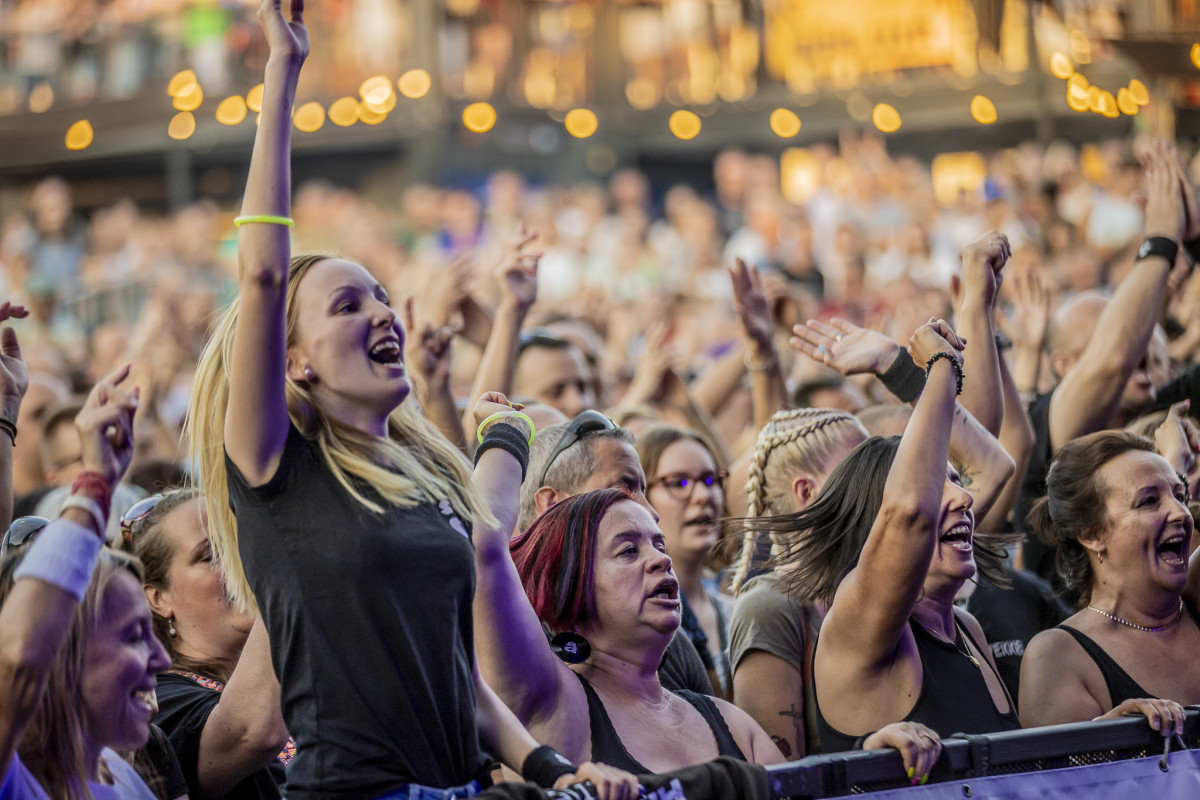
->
xmin=3 ymin=2 xmax=1200 ymax=799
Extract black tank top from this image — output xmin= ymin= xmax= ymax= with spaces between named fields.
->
xmin=1058 ymin=626 xmax=1151 ymax=706
xmin=815 ymin=618 xmax=1021 ymax=752
xmin=574 ymin=673 xmax=746 ymax=772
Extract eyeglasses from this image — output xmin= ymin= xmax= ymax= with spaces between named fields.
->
xmin=120 ymin=494 xmax=164 ymax=546
xmin=650 ymin=471 xmax=729 ymax=501
xmin=538 ymin=410 xmax=618 ymax=488
xmin=1 ymin=516 xmax=50 ymax=559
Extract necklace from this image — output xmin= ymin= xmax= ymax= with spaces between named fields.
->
xmin=915 ymin=620 xmax=980 ymax=668
xmin=1086 ymin=599 xmax=1185 ymax=632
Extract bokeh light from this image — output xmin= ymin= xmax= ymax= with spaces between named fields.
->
xmin=668 ymin=110 xmax=702 ymax=140
xmin=1116 ymin=88 xmax=1139 ymax=116
xmin=625 ymin=77 xmax=659 ymax=110
xmin=970 ymin=95 xmax=997 ymax=124
xmin=1128 ymin=79 xmax=1150 ymax=105
xmin=463 ymin=102 xmax=497 ymax=133
xmin=358 ymin=101 xmax=388 ymax=125
xmin=1049 ymin=53 xmax=1073 ymax=80
xmin=359 ymin=76 xmax=393 ymax=106
xmin=246 ymin=84 xmax=265 ymax=112
xmin=65 ymin=120 xmax=93 ymax=150
xmin=769 ymin=108 xmax=802 ymax=138
xmin=216 ymin=96 xmax=247 ymax=125
xmin=1192 ymin=44 xmax=1200 ymax=70
xmin=173 ymin=83 xmax=204 ymax=112
xmin=872 ymin=103 xmax=901 ymax=133
xmin=168 ymin=111 xmax=196 ymax=140
xmin=398 ymin=69 xmax=431 ymax=99
xmin=167 ymin=70 xmax=198 ymax=97
xmin=28 ymin=82 xmax=53 ymax=113
xmin=564 ymin=108 xmax=598 ymax=138
xmin=329 ymin=97 xmax=359 ymax=127
xmin=293 ymin=102 xmax=326 ymax=132
xmin=1066 ymin=87 xmax=1089 ymax=112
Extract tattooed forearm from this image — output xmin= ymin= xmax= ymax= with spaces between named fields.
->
xmin=779 ymin=703 xmax=805 ymax=759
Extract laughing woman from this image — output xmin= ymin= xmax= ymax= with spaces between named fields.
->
xmin=186 ymin=2 xmax=634 ymax=799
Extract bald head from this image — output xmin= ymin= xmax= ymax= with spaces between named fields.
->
xmin=1047 ymin=293 xmax=1108 ymax=379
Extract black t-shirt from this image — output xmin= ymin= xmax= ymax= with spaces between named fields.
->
xmin=154 ymin=672 xmax=284 ymax=800
xmin=1014 ymin=391 xmax=1056 ymax=584
xmin=964 ymin=568 xmax=1071 ymax=702
xmin=226 ymin=424 xmax=487 ymax=800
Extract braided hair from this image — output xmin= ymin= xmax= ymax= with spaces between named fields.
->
xmin=728 ymin=408 xmax=867 ymax=594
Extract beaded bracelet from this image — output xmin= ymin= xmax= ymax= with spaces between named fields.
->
xmin=233 ymin=215 xmax=295 ymax=228
xmin=925 ymin=352 xmax=964 ymax=396
xmin=476 ymin=410 xmax=535 ymax=445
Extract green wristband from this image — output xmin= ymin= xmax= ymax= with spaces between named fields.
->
xmin=234 ymin=215 xmax=295 ymax=228
xmin=476 ymin=410 xmax=535 ymax=445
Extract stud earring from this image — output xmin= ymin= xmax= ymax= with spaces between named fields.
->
xmin=304 ymin=367 xmax=315 ymax=381
xmin=168 ymin=617 xmax=177 ymax=637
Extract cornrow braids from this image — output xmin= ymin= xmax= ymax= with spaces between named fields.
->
xmin=728 ymin=408 xmax=867 ymax=594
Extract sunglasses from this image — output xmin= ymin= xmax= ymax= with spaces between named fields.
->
xmin=538 ymin=409 xmax=618 ymax=488
xmin=650 ymin=471 xmax=729 ymax=501
xmin=120 ymin=494 xmax=165 ymax=546
xmin=1 ymin=516 xmax=51 ymax=559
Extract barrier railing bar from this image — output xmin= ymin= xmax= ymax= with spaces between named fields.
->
xmin=764 ymin=709 xmax=1200 ymax=799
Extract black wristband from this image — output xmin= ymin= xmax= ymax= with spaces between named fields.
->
xmin=925 ymin=352 xmax=964 ymax=396
xmin=522 ymin=744 xmax=577 ymax=788
xmin=473 ymin=421 xmax=530 ymax=481
xmin=879 ymin=348 xmax=926 ymax=403
xmin=1136 ymin=236 xmax=1179 ymax=265
xmin=852 ymin=730 xmax=878 ymax=750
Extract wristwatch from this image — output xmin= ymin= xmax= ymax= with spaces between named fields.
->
xmin=1136 ymin=236 xmax=1179 ymax=264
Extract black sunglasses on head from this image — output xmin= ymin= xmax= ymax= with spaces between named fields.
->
xmin=1 ymin=516 xmax=51 ymax=560
xmin=538 ymin=410 xmax=618 ymax=488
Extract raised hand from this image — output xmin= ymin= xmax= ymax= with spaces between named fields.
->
xmin=496 ymin=226 xmax=540 ymax=314
xmin=75 ymin=364 xmax=139 ymax=491
xmin=0 ymin=302 xmax=29 ymax=421
xmin=908 ymin=317 xmax=965 ymax=368
xmin=402 ymin=296 xmax=454 ymax=388
xmin=730 ymin=258 xmax=774 ymax=347
xmin=1167 ymin=142 xmax=1200 ymax=242
xmin=1002 ymin=265 xmax=1051 ymax=352
xmin=790 ymin=317 xmax=902 ymax=376
xmin=623 ymin=321 xmax=679 ymax=405
xmin=1154 ymin=399 xmax=1200 ymax=478
xmin=959 ymin=230 xmax=1010 ymax=309
xmin=1144 ymin=140 xmax=1184 ymax=243
xmin=257 ymin=0 xmax=308 ymax=63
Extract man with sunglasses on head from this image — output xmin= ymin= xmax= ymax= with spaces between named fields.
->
xmin=517 ymin=409 xmax=713 ymax=696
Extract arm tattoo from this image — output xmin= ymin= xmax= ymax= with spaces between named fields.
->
xmin=779 ymin=703 xmax=804 ymax=758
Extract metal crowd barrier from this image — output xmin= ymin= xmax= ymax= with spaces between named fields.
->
xmin=764 ymin=709 xmax=1200 ymax=798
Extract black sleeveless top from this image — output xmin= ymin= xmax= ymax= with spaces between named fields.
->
xmin=575 ymin=673 xmax=746 ymax=772
xmin=815 ymin=618 xmax=1021 ymax=752
xmin=1057 ymin=604 xmax=1200 ymax=708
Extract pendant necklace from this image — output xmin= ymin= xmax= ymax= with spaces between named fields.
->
xmin=916 ymin=620 xmax=980 ymax=668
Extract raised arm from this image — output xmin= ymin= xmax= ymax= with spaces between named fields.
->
xmin=953 ymin=232 xmax=1009 ymax=436
xmin=468 ymin=394 xmax=580 ymax=747
xmin=1048 ymin=143 xmax=1183 ymax=451
xmin=976 ymin=353 xmax=1034 ymax=533
xmin=223 ymin=0 xmax=308 ymax=485
xmin=193 ymin=617 xmax=288 ymax=799
xmin=0 ymin=367 xmax=137 ymax=777
xmin=730 ymin=259 xmax=789 ymax=430
xmin=0 ymin=303 xmax=28 ymax=528
xmin=402 ymin=297 xmax=465 ymax=453
xmin=820 ymin=320 xmax=963 ymax=668
xmin=462 ymin=230 xmax=539 ymax=440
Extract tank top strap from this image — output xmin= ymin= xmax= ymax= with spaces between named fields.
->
xmin=1058 ymin=625 xmax=1154 ymax=707
xmin=674 ymin=690 xmax=748 ymax=761
xmin=573 ymin=672 xmax=651 ymax=774
xmin=956 ymin=619 xmax=1016 ymax=715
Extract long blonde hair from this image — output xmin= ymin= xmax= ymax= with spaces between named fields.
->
xmin=186 ymin=254 xmax=497 ymax=612
xmin=1 ymin=549 xmax=145 ymax=800
xmin=728 ymin=408 xmax=866 ymax=594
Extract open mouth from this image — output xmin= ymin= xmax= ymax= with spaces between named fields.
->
xmin=684 ymin=515 xmax=716 ymax=529
xmin=648 ymin=578 xmax=680 ymax=602
xmin=368 ymin=339 xmax=403 ymax=367
xmin=940 ymin=522 xmax=973 ymax=551
xmin=132 ymin=687 xmax=156 ymax=715
xmin=1157 ymin=533 xmax=1189 ymax=565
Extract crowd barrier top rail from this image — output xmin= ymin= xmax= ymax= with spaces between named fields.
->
xmin=763 ymin=708 xmax=1200 ymax=798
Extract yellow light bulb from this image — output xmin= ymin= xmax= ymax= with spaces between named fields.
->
xmin=462 ymin=102 xmax=497 ymax=133
xmin=564 ymin=108 xmax=598 ymax=138
xmin=769 ymin=108 xmax=802 ymax=138
xmin=970 ymin=95 xmax=997 ymax=124
xmin=65 ymin=120 xmax=93 ymax=150
xmin=872 ymin=103 xmax=901 ymax=133
xmin=398 ymin=69 xmax=432 ymax=99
